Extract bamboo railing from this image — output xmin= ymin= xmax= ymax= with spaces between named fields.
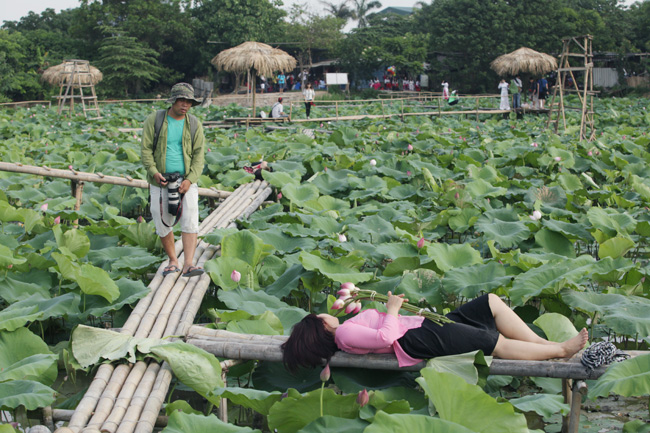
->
xmin=0 ymin=162 xmax=230 ymax=200
xmin=53 ymin=180 xmax=272 ymax=433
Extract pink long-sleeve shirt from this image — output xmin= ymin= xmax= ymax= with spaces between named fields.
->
xmin=334 ymin=309 xmax=425 ymax=367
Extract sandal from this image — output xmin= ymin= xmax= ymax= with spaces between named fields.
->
xmin=162 ymin=265 xmax=181 ymax=276
xmin=182 ymin=266 xmax=204 ymax=278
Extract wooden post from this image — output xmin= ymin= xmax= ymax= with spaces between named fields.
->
xmin=219 ymin=370 xmax=228 ymax=422
xmin=567 ymin=380 xmax=587 ymax=433
xmin=561 ymin=378 xmax=572 ymax=433
xmin=476 ymin=97 xmax=480 ymax=121
xmin=336 ymin=101 xmax=339 ymax=120
xmin=73 ymin=180 xmax=84 ymax=227
xmin=289 ymin=101 xmax=293 ymax=120
xmin=381 ymin=100 xmax=385 ymax=119
xmin=438 ymin=96 xmax=441 ymax=118
xmin=401 ymin=99 xmax=404 ymax=122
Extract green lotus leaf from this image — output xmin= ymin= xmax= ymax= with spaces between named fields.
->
xmin=211 ymin=387 xmax=283 ymax=416
xmin=222 ymin=230 xmax=269 ymax=267
xmin=557 ymin=173 xmax=584 ymax=192
xmin=375 ymin=242 xmax=419 ymax=260
xmin=82 ymin=278 xmax=149 ymax=319
xmin=533 ymin=313 xmax=579 ymax=342
xmin=443 ymin=262 xmax=511 ymax=298
xmin=598 ymin=236 xmax=635 ymax=259
xmin=448 ymin=207 xmax=481 ymax=233
xmin=310 ymin=172 xmax=349 ymax=195
xmin=347 ymin=214 xmax=397 ymax=243
xmin=508 ymin=255 xmax=595 ymax=305
xmin=161 ymin=411 xmax=261 ymax=433
xmin=562 ymin=291 xmax=650 ymax=337
xmin=310 ymin=215 xmax=342 ymax=235
xmin=525 ymin=185 xmax=567 ymax=209
xmin=588 ymin=354 xmax=650 ymax=399
xmin=88 ymin=246 xmax=158 ymax=270
xmin=476 ymin=209 xmax=531 ymax=249
xmin=0 ymin=380 xmax=56 ymax=410
xmin=388 ymin=184 xmax=418 ymax=200
xmin=416 ymin=369 xmax=530 ymax=433
xmin=265 ymin=264 xmax=307 ymax=298
xmin=0 ymin=305 xmax=41 ymax=332
xmin=0 ymin=328 xmax=56 ymax=386
xmin=0 ymin=354 xmax=58 ymax=384
xmin=0 ymin=271 xmax=52 ymax=303
xmin=53 ymin=226 xmax=90 ymax=259
xmin=303 ymin=195 xmax=350 ymax=213
xmin=0 ymin=293 xmax=80 ymax=331
xmin=164 ymin=400 xmax=202 ymax=416
xmin=425 ymin=351 xmax=489 ymax=386
xmin=509 ymin=394 xmax=569 ymax=417
xmin=264 ymin=171 xmax=300 ymax=188
xmin=282 ymin=183 xmax=320 ymax=204
xmin=465 ymin=178 xmax=507 ymax=199
xmin=425 ymin=242 xmax=482 ymax=273
xmin=587 ymin=207 xmax=636 ymax=239
xmin=299 ymin=252 xmax=373 ymax=284
xmin=206 ymin=256 xmax=255 ymax=290
xmin=226 ymin=311 xmax=283 ymax=335
xmin=365 ymin=411 xmax=474 ymax=433
xmin=267 ymin=387 xmax=359 ymax=433
xmin=0 ymin=244 xmax=27 ymax=268
xmin=534 ymin=228 xmax=575 ymax=257
xmin=542 ymin=219 xmax=594 ymax=242
xmin=383 ymin=257 xmax=420 ymax=277
xmin=298 ymin=415 xmax=370 ymax=433
xmin=151 ymin=342 xmax=223 ymax=399
xmin=397 ymin=270 xmax=444 ymax=305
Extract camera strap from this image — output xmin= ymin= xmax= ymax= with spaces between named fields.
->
xmin=159 ymin=189 xmax=185 ymax=228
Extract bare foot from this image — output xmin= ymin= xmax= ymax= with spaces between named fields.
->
xmin=560 ymin=328 xmax=588 ymax=357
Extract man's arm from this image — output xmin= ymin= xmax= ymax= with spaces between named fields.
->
xmin=185 ymin=121 xmax=205 ymax=185
xmin=141 ymin=113 xmax=160 ymax=180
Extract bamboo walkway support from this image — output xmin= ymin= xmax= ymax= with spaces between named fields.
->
xmin=54 ymin=180 xmax=272 ymax=433
xmin=0 ymin=162 xmax=230 ymax=200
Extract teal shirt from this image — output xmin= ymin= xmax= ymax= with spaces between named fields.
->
xmin=165 ymin=116 xmax=185 ymax=174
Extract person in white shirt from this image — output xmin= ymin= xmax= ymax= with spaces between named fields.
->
xmin=271 ymin=97 xmax=287 ymax=118
xmin=303 ymin=83 xmax=315 ymax=119
xmin=498 ymin=79 xmax=510 ymax=110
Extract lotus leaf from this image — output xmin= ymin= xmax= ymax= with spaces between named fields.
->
xmin=299 ymin=252 xmax=373 ymax=284
xmin=476 ymin=209 xmax=531 ymax=249
xmin=588 ymin=354 xmax=650 ymax=399
xmin=533 ymin=313 xmax=579 ymax=342
xmin=211 ymin=387 xmax=283 ymax=416
xmin=425 ymin=242 xmax=482 ymax=273
xmin=161 ymin=412 xmax=261 ymax=433
xmin=0 ymin=380 xmax=56 ymax=410
xmin=365 ymin=411 xmax=474 ymax=433
xmin=443 ymin=262 xmax=511 ymax=298
xmin=509 ymin=394 xmax=569 ymax=417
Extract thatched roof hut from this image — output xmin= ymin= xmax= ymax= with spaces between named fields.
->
xmin=211 ymin=42 xmax=297 ymax=117
xmin=41 ymin=60 xmax=103 ymax=86
xmin=491 ymin=47 xmax=558 ymax=77
xmin=211 ymin=42 xmax=296 ymax=77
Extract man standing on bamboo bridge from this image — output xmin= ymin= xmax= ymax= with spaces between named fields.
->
xmin=141 ymin=82 xmax=205 ymax=278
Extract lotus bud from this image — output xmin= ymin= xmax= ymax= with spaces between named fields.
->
xmin=587 ymin=151 xmax=592 ymax=156
xmin=357 ymin=389 xmax=369 ymax=407
xmin=352 ymin=302 xmax=362 ymax=314
xmin=231 ymin=269 xmax=241 ymax=283
xmin=339 ymin=295 xmax=351 ymax=302
xmin=407 ymin=170 xmax=411 ymax=176
xmin=68 ymin=165 xmax=73 ymax=170
xmin=53 ymin=216 xmax=61 ymax=225
xmin=529 ymin=210 xmax=542 ymax=221
xmin=332 ymin=299 xmax=345 ymax=310
xmin=281 ymin=391 xmax=289 ymax=400
xmin=337 ymin=288 xmax=351 ymax=297
xmin=454 ymin=192 xmax=460 ymax=199
xmin=234 ymin=133 xmax=238 ymax=138
xmin=417 ymin=237 xmax=425 ymax=249
xmin=40 ymin=203 xmax=48 ymax=212
xmin=370 ymin=159 xmax=377 ymax=166
xmin=622 ymin=135 xmax=626 ymax=139
xmin=324 ymin=166 xmax=328 ymax=171
xmin=345 ymin=302 xmax=358 ymax=314
xmin=338 ymin=233 xmax=347 ymax=242
xmin=554 ymin=156 xmax=562 ymax=162
xmin=7 ymin=264 xmax=13 ymax=269
xmin=340 ymin=282 xmax=355 ymax=291
xmin=277 ymin=192 xmax=282 ymax=200
xmin=320 ymin=364 xmax=331 ymax=382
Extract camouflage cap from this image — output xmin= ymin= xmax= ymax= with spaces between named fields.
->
xmin=166 ymin=82 xmax=202 ymax=106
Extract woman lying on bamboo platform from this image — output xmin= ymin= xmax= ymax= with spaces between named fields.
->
xmin=281 ymin=292 xmax=589 ymax=373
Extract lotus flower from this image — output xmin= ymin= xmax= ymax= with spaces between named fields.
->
xmin=340 ymin=282 xmax=355 ymax=291
xmin=332 ymin=299 xmax=345 ymax=310
xmin=231 ymin=269 xmax=241 ymax=283
xmin=338 ymin=233 xmax=347 ymax=242
xmin=417 ymin=237 xmax=425 ymax=249
xmin=407 ymin=171 xmax=411 ymax=176
xmin=554 ymin=156 xmax=561 ymax=162
xmin=7 ymin=264 xmax=13 ymax=269
xmin=587 ymin=151 xmax=592 ymax=156
xmin=320 ymin=364 xmax=331 ymax=382
xmin=531 ymin=142 xmax=538 ymax=147
xmin=529 ymin=210 xmax=542 ymax=221
xmin=370 ymin=159 xmax=377 ymax=166
xmin=53 ymin=216 xmax=61 ymax=225
xmin=68 ymin=165 xmax=73 ymax=170
xmin=234 ymin=133 xmax=239 ymax=138
xmin=277 ymin=192 xmax=282 ymax=200
xmin=40 ymin=203 xmax=48 ymax=212
xmin=345 ymin=302 xmax=358 ymax=314
xmin=357 ymin=389 xmax=369 ymax=407
xmin=352 ymin=302 xmax=362 ymax=314
xmin=337 ymin=288 xmax=351 ymax=297
xmin=454 ymin=192 xmax=460 ymax=199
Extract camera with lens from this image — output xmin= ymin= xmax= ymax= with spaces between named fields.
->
xmin=163 ymin=172 xmax=183 ymax=215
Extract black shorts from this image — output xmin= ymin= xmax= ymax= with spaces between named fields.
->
xmin=397 ymin=294 xmax=500 ymax=359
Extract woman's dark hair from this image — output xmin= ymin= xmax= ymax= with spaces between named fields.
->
xmin=281 ymin=314 xmax=339 ymax=373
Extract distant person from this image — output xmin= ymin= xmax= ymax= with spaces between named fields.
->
xmin=537 ymin=76 xmax=548 ymax=109
xmin=441 ymin=80 xmax=450 ymax=99
xmin=303 ymin=83 xmax=315 ymax=119
xmin=271 ymin=97 xmax=287 ymax=118
xmin=498 ymin=79 xmax=510 ymax=110
xmin=528 ymin=77 xmax=538 ymax=108
xmin=278 ymin=73 xmax=286 ymax=93
xmin=510 ymin=75 xmax=522 ymax=109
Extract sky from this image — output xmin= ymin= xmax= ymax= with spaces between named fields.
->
xmin=0 ymin=0 xmax=421 ymax=24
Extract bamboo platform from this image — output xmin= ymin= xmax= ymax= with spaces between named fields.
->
xmin=53 ymin=180 xmax=272 ymax=433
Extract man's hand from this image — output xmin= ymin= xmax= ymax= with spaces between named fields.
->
xmin=179 ymin=179 xmax=192 ymax=194
xmin=154 ymin=173 xmax=167 ymax=186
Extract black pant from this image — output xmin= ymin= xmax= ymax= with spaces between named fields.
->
xmin=305 ymin=102 xmax=312 ymax=118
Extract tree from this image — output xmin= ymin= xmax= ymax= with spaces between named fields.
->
xmin=0 ymin=30 xmax=43 ymax=101
xmin=95 ymin=29 xmax=164 ymax=96
xmin=320 ymin=0 xmax=355 ymax=24
xmin=353 ymin=0 xmax=382 ymax=28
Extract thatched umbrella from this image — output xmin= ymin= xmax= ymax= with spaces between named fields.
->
xmin=41 ymin=60 xmax=103 ymax=86
xmin=211 ymin=42 xmax=297 ymax=116
xmin=490 ymin=47 xmax=558 ymax=77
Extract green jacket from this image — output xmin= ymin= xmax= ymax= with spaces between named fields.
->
xmin=141 ymin=109 xmax=205 ymax=186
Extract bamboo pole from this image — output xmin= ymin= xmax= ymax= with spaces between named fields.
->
xmin=65 ymin=364 xmax=115 ymax=431
xmin=81 ymin=364 xmax=134 ymax=432
xmin=52 ymin=410 xmax=168 ymax=428
xmin=0 ymin=162 xmax=230 ymax=199
xmin=567 ymin=381 xmax=587 ymax=433
xmin=115 ymin=362 xmax=161 ymax=433
xmin=97 ymin=362 xmax=148 ymax=433
xmin=73 ymin=181 xmax=84 ymax=227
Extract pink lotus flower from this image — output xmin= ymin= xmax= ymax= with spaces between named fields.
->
xmin=340 ymin=282 xmax=355 ymax=291
xmin=68 ymin=165 xmax=73 ymax=170
xmin=332 ymin=299 xmax=345 ymax=310
xmin=231 ymin=270 xmax=241 ymax=283
xmin=324 ymin=166 xmax=328 ymax=172
xmin=370 ymin=159 xmax=377 ymax=166
xmin=407 ymin=171 xmax=411 ymax=176
xmin=587 ymin=151 xmax=592 ymax=156
xmin=208 ymin=148 xmax=211 ymax=152
xmin=345 ymin=302 xmax=358 ymax=314
xmin=357 ymin=389 xmax=369 ymax=407
xmin=531 ymin=142 xmax=538 ymax=147
xmin=554 ymin=156 xmax=562 ymax=162
xmin=407 ymin=144 xmax=413 ymax=151
xmin=338 ymin=233 xmax=347 ymax=242
xmin=7 ymin=264 xmax=13 ymax=269
xmin=454 ymin=192 xmax=460 ymax=199
xmin=53 ymin=216 xmax=61 ymax=225
xmin=320 ymin=364 xmax=330 ymax=382
xmin=137 ymin=216 xmax=144 ymax=223
xmin=337 ymin=288 xmax=351 ymax=297
xmin=417 ymin=237 xmax=425 ymax=249
xmin=234 ymin=133 xmax=239 ymax=138
xmin=277 ymin=192 xmax=282 ymax=200
xmin=40 ymin=203 xmax=48 ymax=212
